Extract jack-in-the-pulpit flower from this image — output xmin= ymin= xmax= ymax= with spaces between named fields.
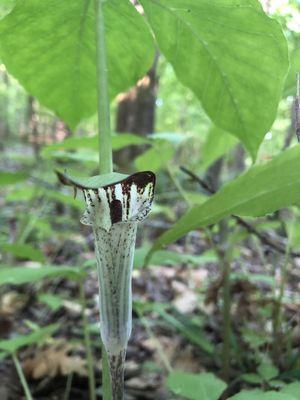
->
xmin=57 ymin=170 xmax=155 ymax=399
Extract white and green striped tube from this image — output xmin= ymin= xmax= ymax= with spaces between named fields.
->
xmin=80 ymin=171 xmax=155 ymax=398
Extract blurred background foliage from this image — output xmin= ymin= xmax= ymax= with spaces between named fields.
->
xmin=1 ymin=1 xmax=300 ymax=399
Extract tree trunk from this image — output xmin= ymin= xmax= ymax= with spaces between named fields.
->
xmin=114 ymin=57 xmax=159 ymax=172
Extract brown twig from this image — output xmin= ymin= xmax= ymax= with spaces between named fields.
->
xmin=180 ymin=166 xmax=300 ymax=258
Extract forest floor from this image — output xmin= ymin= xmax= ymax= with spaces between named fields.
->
xmin=1 ymin=227 xmax=299 ymax=400
xmin=1 ymin=142 xmax=300 ymax=399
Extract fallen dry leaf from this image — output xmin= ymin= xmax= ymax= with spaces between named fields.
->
xmin=126 ymin=373 xmax=160 ymax=390
xmin=172 ymin=344 xmax=202 ymax=373
xmin=22 ymin=340 xmax=87 ymax=379
xmin=0 ymin=291 xmax=27 ymax=316
xmin=172 ymin=280 xmax=198 ymax=313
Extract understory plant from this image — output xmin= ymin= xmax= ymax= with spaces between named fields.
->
xmin=56 ymin=1 xmax=156 ymax=398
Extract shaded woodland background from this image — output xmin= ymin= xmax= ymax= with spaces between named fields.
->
xmin=1 ymin=1 xmax=300 ymax=399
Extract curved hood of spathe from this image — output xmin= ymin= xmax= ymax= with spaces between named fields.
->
xmin=57 ymin=170 xmax=156 ymax=232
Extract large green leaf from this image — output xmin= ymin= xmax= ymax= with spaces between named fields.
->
xmin=281 ymin=382 xmax=300 ymax=400
xmin=1 ymin=243 xmax=45 ymax=263
xmin=283 ymin=47 xmax=300 ymax=98
xmin=151 ymin=146 xmax=300 ymax=252
xmin=0 ymin=0 xmax=154 ymax=129
xmin=0 ymin=0 xmax=16 ymax=19
xmin=167 ymin=371 xmax=226 ymax=400
xmin=0 ymin=324 xmax=58 ymax=354
xmin=42 ymin=133 xmax=151 ymax=157
xmin=202 ymin=126 xmax=238 ymax=169
xmin=38 ymin=293 xmax=64 ymax=312
xmin=135 ymin=141 xmax=174 ymax=172
xmin=150 ymin=303 xmax=214 ymax=354
xmin=45 ymin=190 xmax=83 ymax=210
xmin=257 ymin=362 xmax=278 ymax=381
xmin=140 ymin=0 xmax=289 ymax=157
xmin=0 ymin=171 xmax=27 ymax=187
xmin=56 ymin=171 xmax=128 ymax=189
xmin=229 ymin=391 xmax=297 ymax=400
xmin=134 ymin=246 xmax=217 ymax=268
xmin=0 ymin=265 xmax=85 ymax=285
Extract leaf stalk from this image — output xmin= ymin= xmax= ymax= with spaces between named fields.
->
xmin=94 ymin=0 xmax=113 ymax=174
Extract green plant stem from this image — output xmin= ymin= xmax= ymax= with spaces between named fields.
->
xmin=204 ymin=221 xmax=233 ymax=381
xmin=221 ymin=250 xmax=231 ymax=381
xmin=218 ymin=219 xmax=232 ymax=382
xmin=94 ymin=1 xmax=114 ymax=398
xmin=272 ymin=214 xmax=293 ymax=361
xmin=80 ymin=283 xmax=96 ymax=400
xmin=12 ymin=352 xmax=33 ymax=400
xmin=273 ymin=252 xmax=289 ymax=349
xmin=94 ymin=0 xmax=113 ymax=174
xmin=63 ymin=373 xmax=73 ymax=400
xmin=17 ymin=198 xmax=48 ymax=244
